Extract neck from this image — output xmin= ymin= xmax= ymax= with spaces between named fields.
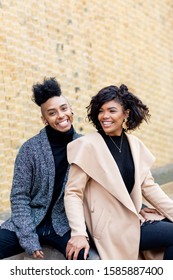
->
xmin=107 ymin=129 xmax=123 ymax=137
xmin=46 ymin=125 xmax=74 ymax=145
xmin=108 ymin=132 xmax=124 ymax=153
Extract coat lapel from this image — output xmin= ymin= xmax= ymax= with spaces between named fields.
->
xmin=68 ymin=132 xmax=138 ymax=214
xmin=126 ymin=133 xmax=155 ymax=212
xmin=90 ymin=133 xmax=139 ymax=214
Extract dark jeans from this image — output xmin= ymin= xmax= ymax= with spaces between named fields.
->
xmin=0 ymin=223 xmax=85 ymax=260
xmin=2 ymin=219 xmax=172 ymax=260
xmin=140 ymin=218 xmax=173 ymax=260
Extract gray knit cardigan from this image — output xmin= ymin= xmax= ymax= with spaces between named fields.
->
xmin=1 ymin=127 xmax=81 ymax=255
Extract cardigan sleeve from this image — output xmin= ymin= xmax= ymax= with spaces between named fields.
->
xmin=10 ymin=143 xmax=42 ymax=255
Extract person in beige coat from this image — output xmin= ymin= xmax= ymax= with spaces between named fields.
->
xmin=64 ymin=84 xmax=173 ymax=260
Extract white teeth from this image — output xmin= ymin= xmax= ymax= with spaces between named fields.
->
xmin=58 ymin=120 xmax=68 ymax=127
xmin=103 ymin=122 xmax=112 ymax=125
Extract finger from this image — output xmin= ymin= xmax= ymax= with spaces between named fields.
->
xmin=143 ymin=208 xmax=152 ymax=213
xmin=33 ymin=252 xmax=40 ymax=259
xmin=33 ymin=252 xmax=37 ymax=258
xmin=73 ymin=249 xmax=80 ymax=260
xmin=84 ymin=247 xmax=90 ymax=260
xmin=66 ymin=244 xmax=71 ymax=258
xmin=148 ymin=209 xmax=156 ymax=213
xmin=140 ymin=211 xmax=147 ymax=219
xmin=34 ymin=251 xmax=44 ymax=259
xmin=146 ymin=208 xmax=158 ymax=214
xmin=39 ymin=251 xmax=44 ymax=258
xmin=66 ymin=247 xmax=75 ymax=260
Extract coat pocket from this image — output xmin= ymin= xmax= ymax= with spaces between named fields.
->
xmin=91 ymin=207 xmax=110 ymax=240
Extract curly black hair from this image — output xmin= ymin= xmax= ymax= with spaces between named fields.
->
xmin=87 ymin=84 xmax=150 ymax=131
xmin=32 ymin=77 xmax=62 ymax=106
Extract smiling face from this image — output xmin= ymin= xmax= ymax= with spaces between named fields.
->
xmin=41 ymin=95 xmax=73 ymax=133
xmin=98 ymin=100 xmax=129 ymax=136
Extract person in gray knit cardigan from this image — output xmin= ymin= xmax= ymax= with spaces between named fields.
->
xmin=0 ymin=77 xmax=90 ymax=259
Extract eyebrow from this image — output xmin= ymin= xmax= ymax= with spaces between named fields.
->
xmin=47 ymin=104 xmax=68 ymax=111
xmin=47 ymin=108 xmax=56 ymax=112
xmin=100 ymin=106 xmax=118 ymax=110
xmin=108 ymin=106 xmax=117 ymax=109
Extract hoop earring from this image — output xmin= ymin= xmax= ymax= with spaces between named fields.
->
xmin=122 ymin=119 xmax=127 ymax=130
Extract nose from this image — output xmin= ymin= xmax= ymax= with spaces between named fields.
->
xmin=102 ymin=112 xmax=110 ymax=119
xmin=57 ymin=110 xmax=65 ymax=118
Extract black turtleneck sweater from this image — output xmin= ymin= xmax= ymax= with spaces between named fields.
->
xmin=99 ymin=130 xmax=135 ymax=194
xmin=40 ymin=125 xmax=74 ymax=224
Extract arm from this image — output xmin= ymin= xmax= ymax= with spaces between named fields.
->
xmin=64 ymin=163 xmax=90 ymax=260
xmin=10 ymin=144 xmax=42 ymax=256
xmin=141 ymin=170 xmax=173 ymax=221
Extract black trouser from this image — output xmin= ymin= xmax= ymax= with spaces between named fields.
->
xmin=0 ymin=223 xmax=85 ymax=259
xmin=140 ymin=218 xmax=173 ymax=260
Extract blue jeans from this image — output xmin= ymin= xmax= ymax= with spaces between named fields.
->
xmin=140 ymin=218 xmax=173 ymax=260
xmin=0 ymin=222 xmax=85 ymax=259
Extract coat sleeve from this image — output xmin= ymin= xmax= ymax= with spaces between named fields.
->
xmin=141 ymin=170 xmax=173 ymax=222
xmin=10 ymin=143 xmax=42 ymax=255
xmin=64 ymin=163 xmax=90 ymax=238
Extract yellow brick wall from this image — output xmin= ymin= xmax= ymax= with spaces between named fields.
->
xmin=0 ymin=0 xmax=173 ymax=212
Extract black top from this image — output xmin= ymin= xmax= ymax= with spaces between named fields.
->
xmin=40 ymin=125 xmax=74 ymax=225
xmin=99 ymin=130 xmax=135 ymax=194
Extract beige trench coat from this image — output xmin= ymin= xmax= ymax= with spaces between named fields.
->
xmin=64 ymin=132 xmax=173 ymax=260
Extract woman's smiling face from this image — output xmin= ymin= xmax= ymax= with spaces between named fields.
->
xmin=98 ymin=100 xmax=129 ymax=136
xmin=41 ymin=95 xmax=73 ymax=132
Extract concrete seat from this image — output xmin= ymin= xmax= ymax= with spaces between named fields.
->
xmin=4 ymin=245 xmax=100 ymax=260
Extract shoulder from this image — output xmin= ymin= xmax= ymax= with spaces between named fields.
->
xmin=17 ymin=128 xmax=47 ymax=154
xmin=69 ymin=132 xmax=100 ymax=147
xmin=73 ymin=129 xmax=83 ymax=140
xmin=126 ymin=132 xmax=148 ymax=148
xmin=125 ymin=132 xmax=155 ymax=162
xmin=125 ymin=132 xmax=140 ymax=142
xmin=67 ymin=132 xmax=105 ymax=165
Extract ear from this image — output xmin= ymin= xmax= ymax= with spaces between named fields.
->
xmin=125 ymin=109 xmax=130 ymax=118
xmin=70 ymin=106 xmax=74 ymax=115
xmin=41 ymin=115 xmax=48 ymax=125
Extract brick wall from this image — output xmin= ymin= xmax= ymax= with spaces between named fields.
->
xmin=0 ymin=0 xmax=173 ymax=212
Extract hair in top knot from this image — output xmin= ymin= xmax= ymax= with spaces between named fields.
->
xmin=119 ymin=84 xmax=128 ymax=93
xmin=32 ymin=77 xmax=62 ymax=106
xmin=87 ymin=83 xmax=150 ymax=132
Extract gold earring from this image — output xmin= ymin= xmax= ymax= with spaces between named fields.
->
xmin=122 ymin=119 xmax=127 ymax=130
